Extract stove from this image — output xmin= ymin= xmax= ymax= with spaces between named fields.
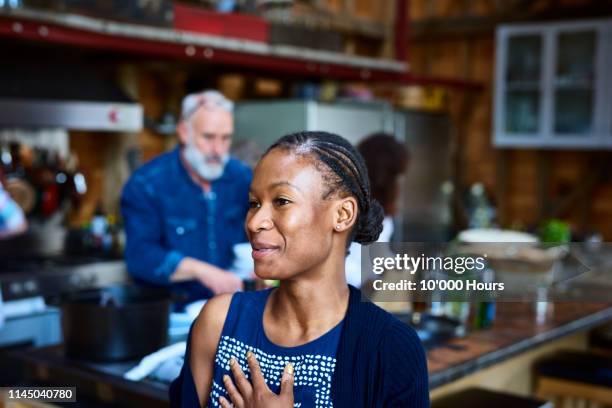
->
xmin=0 ymin=256 xmax=128 ymax=301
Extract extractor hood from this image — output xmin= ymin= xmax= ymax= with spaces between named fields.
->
xmin=0 ymin=56 xmax=143 ymax=132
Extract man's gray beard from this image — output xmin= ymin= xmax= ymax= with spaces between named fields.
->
xmin=183 ymin=143 xmax=228 ymax=181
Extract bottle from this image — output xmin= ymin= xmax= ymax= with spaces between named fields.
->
xmin=8 ymin=142 xmax=25 ymax=179
xmin=91 ymin=203 xmax=109 ymax=252
xmin=65 ymin=152 xmax=88 ymax=219
xmin=40 ymin=149 xmax=60 ymax=217
xmin=51 ymin=150 xmax=70 ymax=205
xmin=439 ymin=180 xmax=455 ymax=241
xmin=535 ymin=284 xmax=553 ymax=325
xmin=1 ymin=142 xmax=12 ymax=175
xmin=468 ymin=183 xmax=494 ymax=229
xmin=444 ymin=301 xmax=470 ymax=337
xmin=473 ymin=268 xmax=496 ymax=329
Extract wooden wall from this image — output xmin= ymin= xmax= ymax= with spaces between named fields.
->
xmin=408 ymin=0 xmax=612 ymax=240
xmin=66 ymin=0 xmax=612 ymax=239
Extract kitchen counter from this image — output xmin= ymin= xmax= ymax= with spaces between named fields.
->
xmin=9 ymin=302 xmax=612 ymax=406
xmin=428 ymin=301 xmax=612 ymax=389
xmin=6 ymin=300 xmax=612 ymax=406
xmin=7 ymin=345 xmax=170 ymax=407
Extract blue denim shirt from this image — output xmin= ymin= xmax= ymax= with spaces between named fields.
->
xmin=120 ymin=147 xmax=252 ymax=301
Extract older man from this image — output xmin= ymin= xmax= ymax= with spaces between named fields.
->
xmin=121 ymin=90 xmax=250 ymax=303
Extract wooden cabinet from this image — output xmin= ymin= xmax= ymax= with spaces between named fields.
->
xmin=494 ymin=19 xmax=612 ymax=149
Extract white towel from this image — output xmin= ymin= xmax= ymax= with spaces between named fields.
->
xmin=124 ymin=341 xmax=186 ymax=381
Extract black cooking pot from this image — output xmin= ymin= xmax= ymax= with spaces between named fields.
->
xmin=60 ymin=284 xmax=171 ymax=361
xmin=393 ymin=312 xmax=464 ymax=349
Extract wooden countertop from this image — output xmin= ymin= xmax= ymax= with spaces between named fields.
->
xmin=8 ymin=302 xmax=612 ymax=401
xmin=428 ymin=302 xmax=612 ymax=388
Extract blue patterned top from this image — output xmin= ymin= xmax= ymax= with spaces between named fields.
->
xmin=207 ymin=289 xmax=344 ymax=408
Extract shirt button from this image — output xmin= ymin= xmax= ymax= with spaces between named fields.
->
xmin=176 ymin=226 xmax=185 ymax=235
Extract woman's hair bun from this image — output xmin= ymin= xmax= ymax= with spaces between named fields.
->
xmin=354 ymin=198 xmax=385 ymax=244
xmin=267 ymin=131 xmax=386 ymax=247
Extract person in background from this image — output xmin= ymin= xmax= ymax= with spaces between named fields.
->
xmin=121 ymin=90 xmax=251 ymax=305
xmin=344 ymin=133 xmax=410 ymax=287
xmin=358 ymin=133 xmax=409 ymax=222
xmin=0 ymin=178 xmax=28 ymax=239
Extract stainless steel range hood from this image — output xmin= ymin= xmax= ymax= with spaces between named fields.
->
xmin=0 ymin=99 xmax=142 ymax=132
xmin=0 ymin=55 xmax=143 ymax=132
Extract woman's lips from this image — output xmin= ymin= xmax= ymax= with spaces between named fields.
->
xmin=251 ymin=247 xmax=279 ymax=260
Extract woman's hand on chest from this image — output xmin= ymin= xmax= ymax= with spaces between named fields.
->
xmin=219 ymin=351 xmax=294 ymax=408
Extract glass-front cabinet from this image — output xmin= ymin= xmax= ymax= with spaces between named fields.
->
xmin=494 ymin=19 xmax=612 ymax=149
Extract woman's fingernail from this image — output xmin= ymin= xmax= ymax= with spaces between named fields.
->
xmin=229 ymin=358 xmax=236 ymax=367
xmin=285 ymin=362 xmax=294 ymax=375
xmin=246 ymin=351 xmax=254 ymax=359
xmin=223 ymin=374 xmax=230 ymax=382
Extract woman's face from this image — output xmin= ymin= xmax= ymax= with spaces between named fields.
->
xmin=246 ymin=149 xmax=339 ymax=280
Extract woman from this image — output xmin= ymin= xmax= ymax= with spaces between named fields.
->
xmin=170 ymin=131 xmax=429 ymax=407
xmin=357 ymin=133 xmax=409 ymax=220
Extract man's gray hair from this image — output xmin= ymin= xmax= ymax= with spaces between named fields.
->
xmin=181 ymin=90 xmax=234 ymax=121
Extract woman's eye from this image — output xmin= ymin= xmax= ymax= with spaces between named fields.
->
xmin=274 ymin=198 xmax=291 ymax=206
xmin=248 ymin=200 xmax=260 ymax=209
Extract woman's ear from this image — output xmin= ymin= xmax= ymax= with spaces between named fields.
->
xmin=334 ymin=197 xmax=358 ymax=232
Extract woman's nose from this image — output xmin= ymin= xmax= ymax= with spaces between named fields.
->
xmin=247 ymin=206 xmax=273 ymax=232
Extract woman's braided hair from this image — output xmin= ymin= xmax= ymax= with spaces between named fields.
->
xmin=265 ymin=131 xmax=384 ymax=246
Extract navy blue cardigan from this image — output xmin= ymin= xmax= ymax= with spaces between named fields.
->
xmin=169 ymin=285 xmax=430 ymax=407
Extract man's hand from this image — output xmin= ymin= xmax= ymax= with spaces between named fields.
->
xmin=172 ymin=257 xmax=243 ymax=294
xmin=196 ymin=263 xmax=243 ymax=294
xmin=219 ymin=351 xmax=294 ymax=408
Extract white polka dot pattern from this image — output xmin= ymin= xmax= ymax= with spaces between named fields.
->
xmin=208 ymin=335 xmax=336 ymax=407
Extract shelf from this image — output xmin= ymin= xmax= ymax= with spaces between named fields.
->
xmin=0 ymin=7 xmax=485 ymax=91
xmin=0 ymin=7 xmax=404 ymax=81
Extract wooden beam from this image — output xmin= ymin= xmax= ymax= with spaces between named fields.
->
xmin=495 ymin=150 xmax=510 ymax=227
xmin=537 ymin=150 xmax=551 ymax=220
xmin=394 ymin=0 xmax=408 ymax=62
xmin=452 ymin=92 xmax=479 ymax=230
